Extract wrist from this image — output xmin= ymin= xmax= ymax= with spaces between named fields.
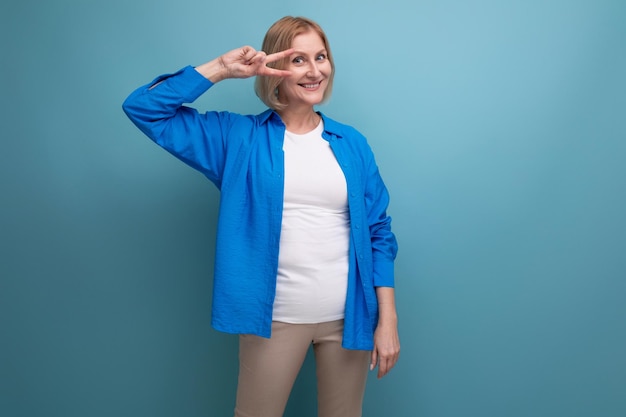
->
xmin=195 ymin=58 xmax=228 ymax=83
xmin=378 ymin=304 xmax=398 ymax=324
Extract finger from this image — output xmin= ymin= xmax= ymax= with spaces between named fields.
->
xmin=377 ymin=352 xmax=398 ymax=378
xmin=246 ymin=51 xmax=267 ymax=66
xmin=258 ymin=67 xmax=292 ymax=78
xmin=238 ymin=47 xmax=259 ymax=64
xmin=385 ymin=356 xmax=396 ymax=377
xmin=256 ymin=48 xmax=293 ymax=78
xmin=370 ymin=349 xmax=378 ymax=371
xmin=265 ymin=48 xmax=295 ymax=64
xmin=378 ymin=357 xmax=389 ymax=378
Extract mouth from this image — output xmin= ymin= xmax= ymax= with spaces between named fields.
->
xmin=299 ymin=81 xmax=322 ymax=90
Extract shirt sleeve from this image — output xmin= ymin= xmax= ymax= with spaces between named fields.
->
xmin=364 ymin=152 xmax=398 ymax=288
xmin=122 ymin=65 xmax=234 ymax=186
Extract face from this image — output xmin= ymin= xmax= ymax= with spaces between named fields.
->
xmin=278 ymin=30 xmax=332 ymax=109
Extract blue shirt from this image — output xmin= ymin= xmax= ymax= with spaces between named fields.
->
xmin=122 ymin=66 xmax=398 ymax=350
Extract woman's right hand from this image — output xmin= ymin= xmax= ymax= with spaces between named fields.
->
xmin=196 ymin=46 xmax=293 ymax=83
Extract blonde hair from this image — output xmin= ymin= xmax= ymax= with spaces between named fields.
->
xmin=254 ymin=16 xmax=335 ymax=110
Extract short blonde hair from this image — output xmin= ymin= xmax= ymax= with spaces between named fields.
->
xmin=255 ymin=16 xmax=335 ymax=111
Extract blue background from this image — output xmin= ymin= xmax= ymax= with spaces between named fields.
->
xmin=1 ymin=0 xmax=625 ymax=416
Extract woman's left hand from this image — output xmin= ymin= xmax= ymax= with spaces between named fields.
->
xmin=371 ymin=287 xmax=400 ymax=378
xmin=371 ymin=317 xmax=400 ymax=379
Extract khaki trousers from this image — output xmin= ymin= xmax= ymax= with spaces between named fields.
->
xmin=234 ymin=320 xmax=370 ymax=417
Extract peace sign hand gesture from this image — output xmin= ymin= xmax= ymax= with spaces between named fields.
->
xmin=196 ymin=46 xmax=293 ymax=83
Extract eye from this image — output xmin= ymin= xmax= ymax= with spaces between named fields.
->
xmin=316 ymin=54 xmax=327 ymax=61
xmin=292 ymin=56 xmax=304 ymax=64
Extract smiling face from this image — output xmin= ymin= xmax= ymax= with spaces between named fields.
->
xmin=277 ymin=30 xmax=333 ymax=110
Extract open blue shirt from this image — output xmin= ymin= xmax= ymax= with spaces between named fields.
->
xmin=123 ymin=66 xmax=397 ymax=350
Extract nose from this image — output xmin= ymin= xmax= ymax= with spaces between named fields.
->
xmin=307 ymin=62 xmax=321 ymax=78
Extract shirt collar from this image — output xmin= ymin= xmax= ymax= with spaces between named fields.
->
xmin=257 ymin=109 xmax=345 ymax=139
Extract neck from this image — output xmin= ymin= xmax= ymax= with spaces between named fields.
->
xmin=277 ymin=106 xmax=320 ymax=134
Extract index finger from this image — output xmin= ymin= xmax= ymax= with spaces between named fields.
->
xmin=265 ymin=48 xmax=295 ymax=64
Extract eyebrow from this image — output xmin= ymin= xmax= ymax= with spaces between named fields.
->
xmin=290 ymin=49 xmax=327 ymax=56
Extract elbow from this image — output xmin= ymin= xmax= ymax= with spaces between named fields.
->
xmin=122 ymin=94 xmax=138 ymax=121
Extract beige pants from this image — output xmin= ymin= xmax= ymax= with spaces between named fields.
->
xmin=234 ymin=320 xmax=370 ymax=417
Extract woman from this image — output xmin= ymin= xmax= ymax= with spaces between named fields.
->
xmin=123 ymin=16 xmax=399 ymax=417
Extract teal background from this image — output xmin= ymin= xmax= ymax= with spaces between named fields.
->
xmin=1 ymin=0 xmax=625 ymax=416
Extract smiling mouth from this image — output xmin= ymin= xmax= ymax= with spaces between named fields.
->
xmin=299 ymin=82 xmax=321 ymax=89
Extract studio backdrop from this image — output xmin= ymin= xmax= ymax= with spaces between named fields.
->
xmin=1 ymin=1 xmax=625 ymax=416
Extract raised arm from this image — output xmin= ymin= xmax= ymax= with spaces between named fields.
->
xmin=122 ymin=46 xmax=293 ymax=184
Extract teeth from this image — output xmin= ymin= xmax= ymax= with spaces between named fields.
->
xmin=302 ymin=83 xmax=319 ymax=88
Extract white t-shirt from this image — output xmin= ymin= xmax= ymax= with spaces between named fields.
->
xmin=272 ymin=120 xmax=350 ymax=323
